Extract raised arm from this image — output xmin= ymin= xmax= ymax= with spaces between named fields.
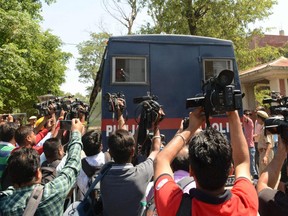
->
xmin=153 ymin=108 xmax=205 ymax=181
xmin=147 ymin=108 xmax=164 ymax=161
xmin=117 ymin=98 xmax=127 ymax=130
xmin=227 ymin=110 xmax=250 ymax=179
xmin=257 ymin=136 xmax=287 ymax=192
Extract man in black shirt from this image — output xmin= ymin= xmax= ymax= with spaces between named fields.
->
xmin=257 ymin=136 xmax=288 ymax=216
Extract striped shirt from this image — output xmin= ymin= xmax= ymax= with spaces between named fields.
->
xmin=0 ymin=142 xmax=15 ymax=187
xmin=0 ymin=131 xmax=82 ymax=216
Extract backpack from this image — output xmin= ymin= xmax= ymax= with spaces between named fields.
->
xmin=81 ymin=158 xmax=102 ymax=200
xmin=63 ymin=162 xmax=113 ymax=216
xmin=40 ymin=160 xmax=61 ymax=184
xmin=144 ymin=176 xmax=194 ymax=216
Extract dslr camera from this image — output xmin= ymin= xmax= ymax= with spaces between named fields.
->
xmin=186 ymin=70 xmax=242 ymax=125
xmin=104 ymin=92 xmax=126 ymax=113
xmin=263 ymin=92 xmax=288 ymax=142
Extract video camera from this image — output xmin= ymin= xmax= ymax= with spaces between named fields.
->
xmin=133 ymin=94 xmax=164 ymax=130
xmin=104 ymin=92 xmax=126 ymax=113
xmin=263 ymin=92 xmax=288 ymax=142
xmin=34 ymin=96 xmax=89 ymax=119
xmin=186 ymin=70 xmax=242 ymax=126
xmin=133 ymin=93 xmax=164 ymax=156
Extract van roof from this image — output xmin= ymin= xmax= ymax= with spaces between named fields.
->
xmin=109 ymin=34 xmax=233 ymax=46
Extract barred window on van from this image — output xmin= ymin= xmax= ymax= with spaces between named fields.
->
xmin=112 ymin=57 xmax=147 ymax=84
xmin=203 ymin=59 xmax=233 ymax=81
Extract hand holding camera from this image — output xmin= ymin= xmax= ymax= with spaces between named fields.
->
xmin=104 ymin=92 xmax=126 ymax=113
xmin=71 ymin=118 xmax=83 ymax=133
xmin=186 ymin=70 xmax=242 ymax=127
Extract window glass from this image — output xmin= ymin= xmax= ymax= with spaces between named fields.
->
xmin=112 ymin=57 xmax=147 ymax=84
xmin=203 ymin=59 xmax=233 ymax=81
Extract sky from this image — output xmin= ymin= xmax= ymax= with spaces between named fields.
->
xmin=40 ymin=0 xmax=288 ymax=96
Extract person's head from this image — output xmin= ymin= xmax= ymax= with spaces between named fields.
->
xmin=244 ymin=109 xmax=252 ymax=118
xmin=256 ymin=106 xmax=265 ymax=112
xmin=14 ymin=126 xmax=36 ymax=147
xmin=256 ymin=110 xmax=269 ymax=124
xmin=0 ymin=122 xmax=19 ymax=145
xmin=28 ymin=116 xmax=37 ymax=126
xmin=7 ymin=148 xmax=41 ymax=186
xmin=82 ymin=130 xmax=102 ymax=156
xmin=188 ymin=127 xmax=232 ymax=191
xmin=171 ymin=145 xmax=189 ymax=172
xmin=107 ymin=129 xmax=135 ymax=163
xmin=43 ymin=138 xmax=64 ymax=163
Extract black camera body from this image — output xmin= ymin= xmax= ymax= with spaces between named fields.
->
xmin=34 ymin=96 xmax=89 ymax=119
xmin=34 ymin=100 xmax=53 ymax=116
xmin=104 ymin=92 xmax=126 ymax=113
xmin=182 ymin=117 xmax=189 ymax=130
xmin=133 ymin=95 xmax=164 ymax=129
xmin=186 ymin=70 xmax=242 ymax=117
xmin=133 ymin=94 xmax=164 ymax=156
xmin=263 ymin=94 xmax=288 ymax=142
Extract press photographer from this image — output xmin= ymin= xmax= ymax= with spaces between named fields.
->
xmin=186 ymin=69 xmax=242 ymax=126
xmin=34 ymin=95 xmax=90 ymax=121
xmin=133 ymin=94 xmax=165 ymax=156
xmin=263 ymin=92 xmax=288 ymax=142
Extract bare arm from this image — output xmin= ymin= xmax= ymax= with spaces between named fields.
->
xmin=227 ymin=110 xmax=250 ymax=179
xmin=117 ymin=99 xmax=127 ymax=130
xmin=153 ymin=108 xmax=205 ymax=181
xmin=263 ymin=142 xmax=273 ymax=165
xmin=257 ymin=137 xmax=287 ymax=192
xmin=147 ymin=111 xmax=163 ymax=161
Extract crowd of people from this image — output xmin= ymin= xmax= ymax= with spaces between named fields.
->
xmin=0 ymin=100 xmax=288 ymax=216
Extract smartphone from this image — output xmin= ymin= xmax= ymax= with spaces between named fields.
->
xmin=60 ymin=120 xmax=72 ymax=130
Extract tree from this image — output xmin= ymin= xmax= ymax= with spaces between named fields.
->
xmin=0 ymin=0 xmax=56 ymax=20
xmin=102 ymin=0 xmax=146 ymax=34
xmin=279 ymin=44 xmax=288 ymax=58
xmin=140 ymin=0 xmax=277 ymax=70
xmin=76 ymin=32 xmax=111 ymax=94
xmin=0 ymin=4 xmax=71 ymax=115
xmin=254 ymin=86 xmax=270 ymax=109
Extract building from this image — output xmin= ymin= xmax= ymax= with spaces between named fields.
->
xmin=240 ymin=56 xmax=288 ymax=109
xmin=240 ymin=30 xmax=288 ymax=110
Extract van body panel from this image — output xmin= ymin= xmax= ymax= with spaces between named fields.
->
xmin=89 ymin=35 xmax=242 ymax=149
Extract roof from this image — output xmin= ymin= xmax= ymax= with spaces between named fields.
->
xmin=250 ymin=34 xmax=288 ymax=48
xmin=239 ymin=57 xmax=288 ymax=84
xmin=240 ymin=56 xmax=288 ymax=75
xmin=109 ymin=34 xmax=233 ymax=46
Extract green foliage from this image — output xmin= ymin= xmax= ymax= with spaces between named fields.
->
xmin=76 ymin=32 xmax=111 ymax=94
xmin=254 ymin=86 xmax=271 ymax=109
xmin=0 ymin=6 xmax=71 ymax=115
xmin=0 ymin=0 xmax=56 ymax=20
xmin=279 ymin=44 xmax=288 ymax=58
xmin=140 ymin=0 xmax=277 ymax=70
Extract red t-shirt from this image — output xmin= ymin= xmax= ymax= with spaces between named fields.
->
xmin=11 ymin=129 xmax=48 ymax=155
xmin=154 ymin=174 xmax=258 ymax=216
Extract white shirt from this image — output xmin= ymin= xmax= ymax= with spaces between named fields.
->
xmin=77 ymin=152 xmax=106 ymax=199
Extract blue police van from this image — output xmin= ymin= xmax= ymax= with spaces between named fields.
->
xmin=88 ymin=34 xmax=243 ymax=149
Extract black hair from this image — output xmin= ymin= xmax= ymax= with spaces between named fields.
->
xmin=14 ymin=126 xmax=34 ymax=147
xmin=82 ymin=130 xmax=102 ymax=156
xmin=107 ymin=129 xmax=135 ymax=164
xmin=243 ymin=109 xmax=252 ymax=115
xmin=188 ymin=127 xmax=232 ymax=191
xmin=0 ymin=122 xmax=19 ymax=142
xmin=7 ymin=148 xmax=40 ymax=185
xmin=43 ymin=138 xmax=62 ymax=161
